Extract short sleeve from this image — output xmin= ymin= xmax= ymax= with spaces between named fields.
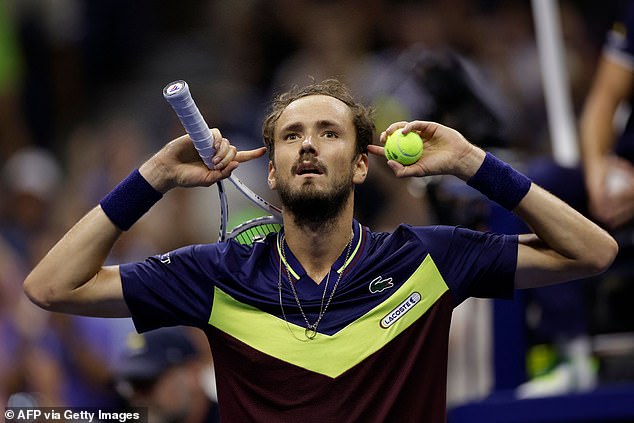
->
xmin=412 ymin=225 xmax=518 ymax=305
xmin=120 ymin=244 xmax=217 ymax=332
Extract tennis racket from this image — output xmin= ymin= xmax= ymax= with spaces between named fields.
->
xmin=163 ymin=80 xmax=282 ymax=245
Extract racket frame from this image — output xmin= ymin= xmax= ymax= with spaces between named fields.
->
xmin=163 ymin=80 xmax=282 ymax=244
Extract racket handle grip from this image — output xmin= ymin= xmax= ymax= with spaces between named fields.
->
xmin=163 ymin=80 xmax=215 ymax=169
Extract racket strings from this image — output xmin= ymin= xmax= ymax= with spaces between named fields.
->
xmin=234 ymin=223 xmax=283 ymax=245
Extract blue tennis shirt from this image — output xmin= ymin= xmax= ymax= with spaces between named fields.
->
xmin=121 ymin=220 xmax=517 ymax=422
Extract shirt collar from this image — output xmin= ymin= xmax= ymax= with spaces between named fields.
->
xmin=276 ymin=220 xmax=364 ymax=281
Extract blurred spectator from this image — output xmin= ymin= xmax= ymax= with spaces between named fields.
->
xmin=114 ymin=327 xmax=219 ymax=423
xmin=42 ymin=314 xmax=135 ymax=408
xmin=580 ymin=1 xmax=634 ymax=231
xmin=0 ymin=145 xmax=135 ymax=408
xmin=1 ymin=285 xmax=66 ymax=407
xmin=0 ymin=145 xmax=63 ymax=406
xmin=511 ymin=1 xmax=634 ymax=398
xmin=1 ymin=146 xmax=62 ymax=269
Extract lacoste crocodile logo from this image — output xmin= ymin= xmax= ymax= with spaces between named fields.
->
xmin=369 ymin=276 xmax=394 ymax=294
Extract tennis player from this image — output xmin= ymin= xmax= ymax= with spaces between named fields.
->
xmin=25 ymin=79 xmax=617 ymax=422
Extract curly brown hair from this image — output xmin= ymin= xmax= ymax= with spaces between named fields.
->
xmin=262 ymin=79 xmax=375 ymax=159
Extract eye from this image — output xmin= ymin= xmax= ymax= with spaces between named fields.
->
xmin=323 ymin=131 xmax=338 ymax=139
xmin=284 ymin=133 xmax=300 ymax=141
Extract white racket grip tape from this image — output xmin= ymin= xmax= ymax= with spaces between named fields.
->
xmin=163 ymin=80 xmax=215 ymax=169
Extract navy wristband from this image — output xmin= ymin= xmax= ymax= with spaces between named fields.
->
xmin=467 ymin=152 xmax=531 ymax=210
xmin=99 ymin=169 xmax=163 ymax=230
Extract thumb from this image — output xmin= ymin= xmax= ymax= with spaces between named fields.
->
xmin=387 ymin=160 xmax=425 ymax=178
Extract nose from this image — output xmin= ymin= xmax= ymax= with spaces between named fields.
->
xmin=301 ymin=135 xmax=316 ymax=154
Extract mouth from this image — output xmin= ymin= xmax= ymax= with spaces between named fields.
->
xmin=294 ymin=162 xmax=325 ymax=176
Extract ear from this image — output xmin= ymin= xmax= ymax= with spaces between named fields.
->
xmin=353 ymin=153 xmax=368 ymax=185
xmin=267 ymin=160 xmax=277 ymax=190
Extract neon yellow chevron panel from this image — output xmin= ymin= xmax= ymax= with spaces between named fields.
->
xmin=208 ymin=254 xmax=449 ymax=378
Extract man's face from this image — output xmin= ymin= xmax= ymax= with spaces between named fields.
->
xmin=268 ymin=95 xmax=367 ymax=205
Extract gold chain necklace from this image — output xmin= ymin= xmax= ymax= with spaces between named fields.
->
xmin=278 ymin=231 xmax=353 ymax=340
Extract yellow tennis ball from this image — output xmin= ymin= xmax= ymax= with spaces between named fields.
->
xmin=385 ymin=129 xmax=423 ymax=165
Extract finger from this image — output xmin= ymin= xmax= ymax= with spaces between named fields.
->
xmin=235 ymin=146 xmax=268 ymax=163
xmin=367 ymin=145 xmax=385 ymax=157
xmin=387 ymin=160 xmax=412 ymax=178
xmin=384 ymin=121 xmax=408 ymax=135
xmin=211 ymin=140 xmax=227 ymax=168
xmin=174 ymin=133 xmax=194 ymax=145
xmin=387 ymin=160 xmax=423 ymax=178
xmin=217 ymin=161 xmax=240 ymax=179
xmin=402 ymin=121 xmax=438 ymax=139
xmin=167 ymin=134 xmax=196 ymax=157
xmin=162 ymin=136 xmax=199 ymax=165
xmin=210 ymin=128 xmax=223 ymax=150
xmin=214 ymin=144 xmax=237 ymax=170
xmin=211 ymin=134 xmax=234 ymax=165
xmin=381 ymin=121 xmax=408 ymax=144
xmin=197 ymin=161 xmax=240 ymax=187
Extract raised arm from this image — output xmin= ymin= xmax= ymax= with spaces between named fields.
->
xmin=369 ymin=121 xmax=618 ymax=290
xmin=24 ymin=131 xmax=266 ymax=317
xmin=580 ymin=55 xmax=634 ymax=229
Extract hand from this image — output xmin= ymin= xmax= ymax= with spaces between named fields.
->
xmin=139 ymin=129 xmax=267 ymax=193
xmin=368 ymin=120 xmax=484 ymax=180
xmin=588 ymin=156 xmax=634 ymax=229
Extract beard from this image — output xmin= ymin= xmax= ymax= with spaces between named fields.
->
xmin=277 ymin=171 xmax=353 ymax=232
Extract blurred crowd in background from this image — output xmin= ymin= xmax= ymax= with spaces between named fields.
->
xmin=0 ymin=0 xmax=631 ymax=420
